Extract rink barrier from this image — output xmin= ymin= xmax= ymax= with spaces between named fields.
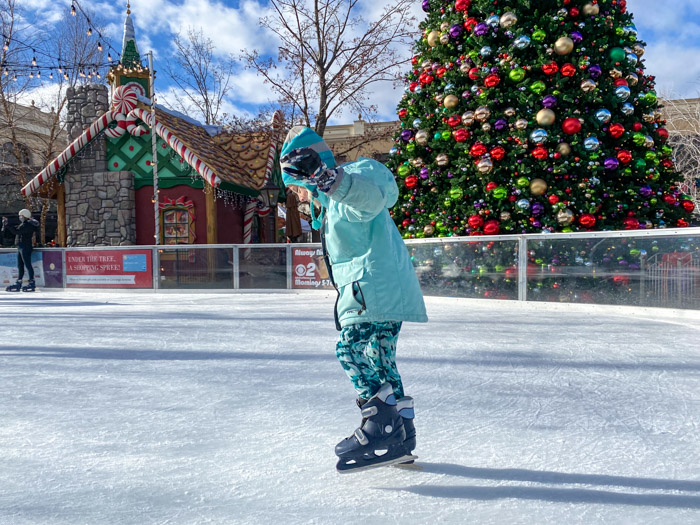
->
xmin=1 ymin=227 xmax=699 ymax=310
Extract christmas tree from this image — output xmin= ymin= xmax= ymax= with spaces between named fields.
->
xmin=388 ymin=0 xmax=696 ymax=238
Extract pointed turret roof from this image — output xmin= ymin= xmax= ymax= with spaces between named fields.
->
xmin=121 ymin=2 xmax=141 ymax=68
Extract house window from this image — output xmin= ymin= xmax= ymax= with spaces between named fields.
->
xmin=159 ymin=197 xmax=196 ymax=244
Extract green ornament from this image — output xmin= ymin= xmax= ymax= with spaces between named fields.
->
xmin=406 ymin=143 xmax=416 ymax=153
xmin=632 ymin=133 xmax=646 ymax=146
xmin=449 ymin=187 xmax=464 ymax=200
xmin=644 ymin=91 xmax=658 ymax=105
xmin=532 ymin=29 xmax=546 ymax=41
xmin=443 ymin=198 xmax=453 ymax=207
xmin=609 ymin=47 xmax=626 ymax=62
xmin=561 ymin=227 xmax=573 ymax=233
xmin=433 ymin=132 xmax=442 ymax=141
xmin=397 ymin=164 xmax=411 ymax=177
xmin=530 ymin=81 xmax=547 ymax=94
xmin=516 ymin=176 xmax=530 ymax=188
xmin=492 ymin=187 xmax=508 ymax=200
xmin=645 ymin=151 xmax=657 ymax=162
xmin=630 ymin=249 xmax=641 ymax=257
xmin=509 ymin=68 xmax=526 ymax=82
xmin=650 ymin=198 xmax=658 ymax=205
xmin=635 ymin=159 xmax=647 ymax=170
xmin=441 ymin=130 xmax=452 ymax=140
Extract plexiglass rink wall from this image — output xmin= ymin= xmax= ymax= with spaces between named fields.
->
xmin=1 ymin=228 xmax=698 ymax=310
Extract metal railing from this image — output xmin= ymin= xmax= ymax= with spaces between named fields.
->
xmin=2 ymin=227 xmax=699 ymax=310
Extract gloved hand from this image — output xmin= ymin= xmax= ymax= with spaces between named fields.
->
xmin=1 ymin=216 xmax=7 ymax=227
xmin=280 ymin=147 xmax=342 ymax=193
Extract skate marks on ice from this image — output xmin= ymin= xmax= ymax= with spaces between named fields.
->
xmin=385 ymin=462 xmax=700 ymax=509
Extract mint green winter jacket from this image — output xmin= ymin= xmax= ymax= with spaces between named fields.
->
xmin=281 ymin=128 xmax=428 ymax=328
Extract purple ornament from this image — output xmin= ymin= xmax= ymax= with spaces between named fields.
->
xmin=532 ymin=220 xmax=542 ymax=228
xmin=570 ymin=31 xmax=583 ymax=43
xmin=400 ymin=129 xmax=414 ymax=142
xmin=589 ymin=64 xmax=602 ymax=79
xmin=422 ymin=0 xmax=430 ymax=12
xmin=420 ymin=167 xmax=429 ymax=179
xmin=474 ymin=23 xmax=489 ymax=36
xmin=449 ymin=24 xmax=463 ymax=39
xmin=542 ymin=95 xmax=558 ymax=108
xmin=531 ymin=202 xmax=545 ymax=216
xmin=604 ymin=157 xmax=620 ymax=170
xmin=494 ymin=118 xmax=508 ymax=131
xmin=639 ymin=185 xmax=653 ymax=197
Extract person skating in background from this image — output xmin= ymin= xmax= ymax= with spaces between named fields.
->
xmin=2 ymin=209 xmax=39 ymax=292
xmin=280 ymin=127 xmax=428 ymax=473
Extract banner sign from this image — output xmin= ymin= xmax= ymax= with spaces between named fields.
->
xmin=291 ymin=247 xmax=333 ymax=289
xmin=0 ymin=251 xmax=45 ymax=287
xmin=66 ymin=250 xmax=153 ymax=288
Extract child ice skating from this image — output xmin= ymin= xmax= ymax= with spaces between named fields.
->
xmin=2 ymin=209 xmax=39 ymax=292
xmin=280 ymin=127 xmax=428 ymax=473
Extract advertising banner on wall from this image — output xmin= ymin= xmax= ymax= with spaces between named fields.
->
xmin=291 ymin=247 xmax=333 ymax=289
xmin=0 ymin=251 xmax=45 ymax=287
xmin=66 ymin=250 xmax=153 ymax=288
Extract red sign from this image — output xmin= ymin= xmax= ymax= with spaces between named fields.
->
xmin=66 ymin=250 xmax=153 ymax=288
xmin=292 ymin=247 xmax=333 ymax=289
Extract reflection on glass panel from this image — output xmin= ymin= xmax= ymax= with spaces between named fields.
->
xmin=407 ymin=240 xmax=519 ymax=299
xmin=526 ymin=235 xmax=700 ymax=309
xmin=239 ymin=247 xmax=287 ymax=289
xmin=159 ymin=247 xmax=233 ymax=289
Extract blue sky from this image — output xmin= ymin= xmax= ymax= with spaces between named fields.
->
xmin=17 ymin=0 xmax=700 ymax=125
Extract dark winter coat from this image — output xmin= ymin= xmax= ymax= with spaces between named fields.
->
xmin=4 ymin=219 xmax=39 ymax=248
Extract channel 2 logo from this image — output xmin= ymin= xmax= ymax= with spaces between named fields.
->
xmin=295 ymin=262 xmax=317 ymax=278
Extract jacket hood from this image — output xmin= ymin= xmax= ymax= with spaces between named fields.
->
xmin=280 ymin=126 xmax=337 ymax=190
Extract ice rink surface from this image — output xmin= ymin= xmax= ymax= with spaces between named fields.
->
xmin=1 ymin=291 xmax=699 ymax=525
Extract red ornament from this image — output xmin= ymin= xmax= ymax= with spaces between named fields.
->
xmin=490 ymin=146 xmax=506 ymax=160
xmin=570 ymin=7 xmax=580 ymax=16
xmin=562 ymin=117 xmax=582 ymax=135
xmin=468 ymin=214 xmax=484 ymax=228
xmin=617 ymin=150 xmax=633 ymax=164
xmin=663 ymin=194 xmax=676 ymax=205
xmin=662 ymin=158 xmax=674 ymax=170
xmin=633 ymin=122 xmax=643 ymax=132
xmin=682 ymin=200 xmax=696 ymax=213
xmin=579 ymin=213 xmax=596 ymax=228
xmin=405 ymin=175 xmax=418 ymax=189
xmin=409 ymin=82 xmax=418 ymax=92
xmin=468 ymin=67 xmax=480 ymax=80
xmin=548 ymin=194 xmax=559 ymax=205
xmin=614 ymin=78 xmax=628 ymax=87
xmin=470 ymin=142 xmax=488 ymax=157
xmin=453 ymin=128 xmax=469 ymax=142
xmin=484 ymin=74 xmax=501 ymax=87
xmin=436 ymin=67 xmax=447 ymax=78
xmin=402 ymin=219 xmax=410 ymax=227
xmin=448 ymin=114 xmax=461 ymax=128
xmin=398 ymin=108 xmax=407 ymax=119
xmin=464 ymin=17 xmax=478 ymax=31
xmin=561 ymin=63 xmax=577 ymax=77
xmin=542 ymin=62 xmax=559 ymax=75
xmin=677 ymin=218 xmax=690 ymax=227
xmin=657 ymin=128 xmax=669 ymax=142
xmin=623 ymin=217 xmax=640 ymax=230
xmin=486 ymin=182 xmax=498 ymax=191
xmin=455 ymin=0 xmax=471 ymax=12
xmin=483 ymin=220 xmax=500 ymax=235
xmin=531 ymin=146 xmax=548 ymax=160
xmin=609 ymin=123 xmax=625 ymax=138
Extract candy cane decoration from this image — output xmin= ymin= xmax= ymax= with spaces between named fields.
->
xmin=104 ymin=113 xmax=128 ymax=139
xmin=130 ymin=107 xmax=221 ymax=188
xmin=22 ymin=110 xmax=119 ymax=196
xmin=243 ymin=199 xmax=257 ymax=245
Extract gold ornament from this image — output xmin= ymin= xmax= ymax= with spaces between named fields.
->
xmin=443 ymin=94 xmax=459 ymax=109
xmin=440 ymin=33 xmax=450 ymax=45
xmin=529 ymin=178 xmax=548 ymax=195
xmin=440 ymin=21 xmax=450 ymax=31
xmin=430 ymin=186 xmax=439 ymax=193
xmin=633 ymin=44 xmax=645 ymax=57
xmin=415 ymin=130 xmax=429 ymax=145
xmin=499 ymin=12 xmax=518 ymax=28
xmin=582 ymin=2 xmax=600 ymax=15
xmin=609 ymin=68 xmax=623 ymax=79
xmin=644 ymin=136 xmax=655 ymax=148
xmin=411 ymin=157 xmax=424 ymax=167
xmin=643 ymin=112 xmax=655 ymax=123
xmin=434 ymin=93 xmax=444 ymax=104
xmin=436 ymin=153 xmax=449 ymax=166
xmin=475 ymin=106 xmax=491 ymax=121
xmin=476 ymin=158 xmax=493 ymax=174
xmin=427 ymin=30 xmax=440 ymax=47
xmin=482 ymin=123 xmax=492 ymax=132
xmin=554 ymin=37 xmax=575 ymax=55
xmin=536 ymin=108 xmax=556 ymax=126
xmin=504 ymin=107 xmax=516 ymax=117
xmin=460 ymin=62 xmax=471 ymax=74
xmin=557 ymin=142 xmax=572 ymax=156
xmin=626 ymin=73 xmax=639 ymax=86
xmin=424 ymin=225 xmax=435 ymax=235
xmin=462 ymin=111 xmax=475 ymax=125
xmin=557 ymin=209 xmax=575 ymax=225
xmin=580 ymin=79 xmax=597 ymax=92
xmin=500 ymin=211 xmax=511 ymax=221
xmin=515 ymin=118 xmax=528 ymax=130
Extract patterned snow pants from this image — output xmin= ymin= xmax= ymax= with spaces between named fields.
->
xmin=335 ymin=321 xmax=404 ymax=400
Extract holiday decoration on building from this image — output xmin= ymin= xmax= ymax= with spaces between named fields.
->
xmin=387 ymin=0 xmax=696 ymax=238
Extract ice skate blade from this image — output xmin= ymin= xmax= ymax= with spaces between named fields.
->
xmin=393 ymin=461 xmax=423 ymax=471
xmin=336 ymin=455 xmax=417 ymax=474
